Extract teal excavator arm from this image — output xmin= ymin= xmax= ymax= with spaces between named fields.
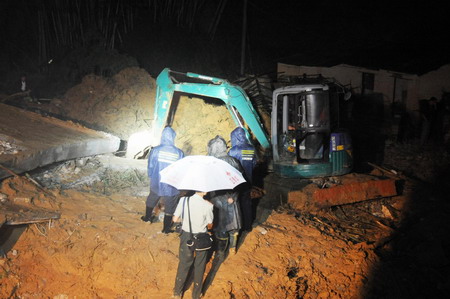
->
xmin=152 ymin=68 xmax=270 ymax=149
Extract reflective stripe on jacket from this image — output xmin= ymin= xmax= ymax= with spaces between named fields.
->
xmin=148 ymin=127 xmax=184 ymax=196
xmin=229 ymin=127 xmax=256 ymax=183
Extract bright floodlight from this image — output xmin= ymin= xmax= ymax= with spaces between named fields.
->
xmin=126 ymin=130 xmax=152 ymax=159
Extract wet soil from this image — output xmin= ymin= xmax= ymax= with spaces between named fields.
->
xmin=0 ymin=166 xmax=378 ymax=299
xmin=1 ymin=68 xmax=450 ymax=298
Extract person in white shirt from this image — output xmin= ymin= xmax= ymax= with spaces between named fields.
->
xmin=20 ymin=75 xmax=27 ymax=92
xmin=172 ymin=191 xmax=213 ymax=299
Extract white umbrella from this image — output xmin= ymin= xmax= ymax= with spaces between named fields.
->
xmin=159 ymin=155 xmax=246 ymax=192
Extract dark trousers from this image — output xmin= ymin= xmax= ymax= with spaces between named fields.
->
xmin=239 ymin=189 xmax=253 ymax=231
xmin=174 ymin=231 xmax=208 ymax=299
xmin=146 ymin=191 xmax=179 ymax=215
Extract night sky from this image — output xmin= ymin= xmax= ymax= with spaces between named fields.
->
xmin=1 ymin=0 xmax=449 ymax=92
xmin=243 ymin=0 xmax=450 ymax=74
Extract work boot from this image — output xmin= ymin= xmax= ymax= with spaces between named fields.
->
xmin=229 ymin=231 xmax=239 ymax=249
xmin=140 ymin=206 xmax=153 ymax=223
xmin=162 ymin=214 xmax=173 ymax=234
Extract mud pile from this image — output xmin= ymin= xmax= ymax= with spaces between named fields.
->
xmin=3 ymin=67 xmax=448 ymax=298
xmin=384 ymin=141 xmax=450 ymax=182
xmin=0 ymin=172 xmax=378 ymax=298
xmin=57 ymin=67 xmax=154 ymax=141
xmin=171 ymin=96 xmax=236 ymax=155
xmin=45 ymin=67 xmax=237 ymax=155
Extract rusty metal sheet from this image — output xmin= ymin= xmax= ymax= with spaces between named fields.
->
xmin=312 ymin=179 xmax=398 ymax=207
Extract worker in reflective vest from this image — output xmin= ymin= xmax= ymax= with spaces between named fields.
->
xmin=229 ymin=127 xmax=256 ymax=232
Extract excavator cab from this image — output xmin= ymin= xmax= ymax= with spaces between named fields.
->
xmin=271 ymin=81 xmax=353 ymax=178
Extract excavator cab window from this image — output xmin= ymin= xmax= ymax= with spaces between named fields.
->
xmin=276 ymin=89 xmax=331 ymax=164
xmin=296 ymin=91 xmax=330 ymax=162
xmin=287 ymin=95 xmax=301 ymax=131
xmin=276 ymin=94 xmax=297 ymax=162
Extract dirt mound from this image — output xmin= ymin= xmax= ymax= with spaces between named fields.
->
xmin=45 ymin=67 xmax=237 ymax=155
xmin=4 ymin=66 xmax=448 ymax=298
xmin=0 ymin=173 xmax=377 ymax=298
xmin=384 ymin=141 xmax=450 ymax=182
xmin=204 ymin=211 xmax=377 ymax=299
xmin=58 ymin=67 xmax=155 ymax=141
xmin=171 ymin=96 xmax=236 ymax=155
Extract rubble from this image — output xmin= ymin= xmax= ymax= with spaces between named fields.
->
xmin=1 ymin=67 xmax=449 ymax=298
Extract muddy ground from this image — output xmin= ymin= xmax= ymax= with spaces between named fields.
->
xmin=1 ymin=68 xmax=450 ymax=298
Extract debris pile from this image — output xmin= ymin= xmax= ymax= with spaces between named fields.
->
xmin=34 ymin=67 xmax=238 ymax=155
xmin=0 ymin=170 xmax=381 ymax=298
xmin=1 ymin=66 xmax=449 ymax=297
xmin=49 ymin=67 xmax=155 ymax=141
xmin=384 ymin=141 xmax=450 ymax=182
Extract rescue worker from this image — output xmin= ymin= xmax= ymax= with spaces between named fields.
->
xmin=228 ymin=127 xmax=256 ymax=232
xmin=142 ymin=126 xmax=184 ymax=234
xmin=172 ymin=190 xmax=214 ymax=299
xmin=207 ymin=135 xmax=243 ymax=256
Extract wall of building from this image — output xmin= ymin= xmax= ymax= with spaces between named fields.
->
xmin=418 ymin=64 xmax=450 ymax=100
xmin=277 ymin=63 xmax=420 ymax=113
xmin=277 ymin=62 xmax=450 ymax=143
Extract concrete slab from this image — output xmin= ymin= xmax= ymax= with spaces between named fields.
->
xmin=0 ymin=103 xmax=120 ymax=179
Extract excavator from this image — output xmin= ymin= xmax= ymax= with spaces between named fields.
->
xmin=152 ymin=68 xmax=351 ymax=178
xmin=0 ymin=68 xmax=398 ymax=256
xmin=150 ymin=68 xmax=398 ymax=209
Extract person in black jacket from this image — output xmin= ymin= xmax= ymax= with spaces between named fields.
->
xmin=207 ymin=135 xmax=243 ymax=256
xmin=228 ymin=127 xmax=256 ymax=231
